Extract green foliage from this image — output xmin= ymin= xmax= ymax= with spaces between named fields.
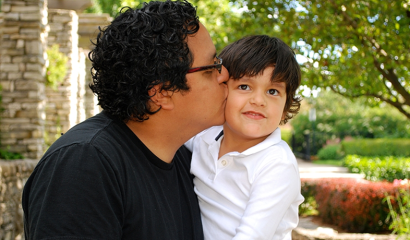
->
xmin=344 ymin=155 xmax=410 ymax=182
xmin=0 ymin=148 xmax=24 ymax=160
xmin=85 ymin=0 xmax=410 ymax=119
xmin=86 ymin=0 xmax=244 ymax=52
xmin=293 ymin=91 xmax=410 ymax=139
xmin=280 ymin=127 xmax=292 ymax=146
xmin=236 ymin=0 xmax=410 ymax=120
xmin=85 ymin=0 xmax=146 ymax=16
xmin=291 ymin=90 xmax=410 ymax=156
xmin=317 ymin=144 xmax=343 ymax=160
xmin=386 ymin=188 xmax=410 ymax=237
xmin=46 ymin=45 xmax=68 ymax=89
xmin=342 ymin=138 xmax=410 ymax=157
xmin=299 ymin=180 xmax=319 ymax=217
xmin=312 ymin=159 xmax=344 ymax=166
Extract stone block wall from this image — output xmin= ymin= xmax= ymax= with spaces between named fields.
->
xmin=0 ymin=10 xmax=111 ymax=155
xmin=0 ymin=3 xmax=113 ymax=240
xmin=0 ymin=0 xmax=48 ymax=159
xmin=0 ymin=159 xmax=37 ymax=240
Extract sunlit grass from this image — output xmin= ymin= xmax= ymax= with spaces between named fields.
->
xmin=312 ymin=159 xmax=344 ymax=166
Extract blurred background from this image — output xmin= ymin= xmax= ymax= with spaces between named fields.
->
xmin=84 ymin=0 xmax=410 ymax=162
xmin=0 ymin=0 xmax=409 ymax=238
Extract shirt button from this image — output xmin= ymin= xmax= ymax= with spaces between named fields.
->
xmin=221 ymin=159 xmax=227 ymax=166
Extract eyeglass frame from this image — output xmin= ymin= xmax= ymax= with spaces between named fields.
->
xmin=187 ymin=56 xmax=223 ymax=74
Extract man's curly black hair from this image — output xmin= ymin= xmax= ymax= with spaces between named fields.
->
xmin=89 ymin=0 xmax=199 ymax=122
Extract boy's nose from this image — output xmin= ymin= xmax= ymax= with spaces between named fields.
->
xmin=249 ymin=93 xmax=266 ymax=106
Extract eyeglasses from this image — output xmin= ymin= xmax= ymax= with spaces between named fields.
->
xmin=187 ymin=56 xmax=223 ymax=74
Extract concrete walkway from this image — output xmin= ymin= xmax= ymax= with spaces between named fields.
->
xmin=297 ymin=158 xmax=364 ymax=179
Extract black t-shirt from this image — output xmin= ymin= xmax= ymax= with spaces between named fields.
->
xmin=22 ymin=111 xmax=203 ymax=240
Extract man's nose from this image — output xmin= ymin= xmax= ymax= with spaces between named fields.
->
xmin=217 ymin=65 xmax=229 ymax=84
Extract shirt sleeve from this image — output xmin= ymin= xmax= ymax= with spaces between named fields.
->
xmin=23 ymin=143 xmax=124 ymax=240
xmin=232 ymin=152 xmax=302 ymax=240
xmin=184 ymin=136 xmax=195 ymax=152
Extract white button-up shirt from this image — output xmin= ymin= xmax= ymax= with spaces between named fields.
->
xmin=186 ymin=126 xmax=304 ymax=240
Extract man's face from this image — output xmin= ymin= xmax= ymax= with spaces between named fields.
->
xmin=173 ymin=23 xmax=228 ymax=134
xmin=224 ymin=66 xmax=287 ymax=143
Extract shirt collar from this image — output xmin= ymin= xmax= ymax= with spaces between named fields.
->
xmin=200 ymin=126 xmax=282 ymax=156
xmin=241 ymin=128 xmax=282 ymax=155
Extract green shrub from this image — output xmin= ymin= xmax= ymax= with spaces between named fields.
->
xmin=317 ymin=144 xmax=344 ymax=160
xmin=299 ymin=179 xmax=318 ymax=216
xmin=280 ymin=128 xmax=292 ymax=146
xmin=344 ymin=155 xmax=410 ymax=182
xmin=385 ymin=187 xmax=410 ymax=237
xmin=46 ymin=44 xmax=68 ymax=89
xmin=291 ymin=91 xmax=410 ymax=140
xmin=0 ymin=149 xmax=24 ymax=160
xmin=342 ymin=138 xmax=410 ymax=157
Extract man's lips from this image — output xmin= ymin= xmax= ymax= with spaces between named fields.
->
xmin=242 ymin=111 xmax=266 ymax=119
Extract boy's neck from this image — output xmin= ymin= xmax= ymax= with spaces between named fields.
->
xmin=218 ymin=124 xmax=270 ymax=158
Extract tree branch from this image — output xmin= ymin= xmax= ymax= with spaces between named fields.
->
xmin=330 ymin=85 xmax=410 ymax=120
xmin=373 ymin=57 xmax=410 ymax=105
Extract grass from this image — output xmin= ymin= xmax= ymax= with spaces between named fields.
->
xmin=312 ymin=159 xmax=344 ymax=166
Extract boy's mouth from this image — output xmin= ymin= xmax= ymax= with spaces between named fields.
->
xmin=242 ymin=111 xmax=266 ymax=119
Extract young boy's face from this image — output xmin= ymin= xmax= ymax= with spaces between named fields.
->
xmin=224 ymin=66 xmax=287 ymax=142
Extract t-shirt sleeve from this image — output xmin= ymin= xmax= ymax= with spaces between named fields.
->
xmin=23 ymin=143 xmax=124 ymax=240
xmin=232 ymin=150 xmax=302 ymax=240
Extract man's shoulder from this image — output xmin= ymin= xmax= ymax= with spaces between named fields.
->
xmin=41 ymin=112 xmax=139 ymax=166
xmin=45 ymin=112 xmax=114 ymax=154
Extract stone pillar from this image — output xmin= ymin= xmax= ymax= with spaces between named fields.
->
xmin=0 ymin=13 xmax=3 ymax=62
xmin=45 ymin=9 xmax=79 ymax=145
xmin=78 ymin=13 xmax=112 ymax=119
xmin=0 ymin=0 xmax=48 ymax=159
xmin=77 ymin=48 xmax=87 ymax=123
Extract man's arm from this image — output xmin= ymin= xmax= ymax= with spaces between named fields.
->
xmin=23 ymin=143 xmax=123 ymax=240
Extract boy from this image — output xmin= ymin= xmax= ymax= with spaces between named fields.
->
xmin=186 ymin=35 xmax=304 ymax=239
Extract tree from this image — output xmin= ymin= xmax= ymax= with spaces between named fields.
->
xmin=85 ymin=0 xmax=244 ymax=51
xmin=84 ymin=0 xmax=410 ymax=120
xmin=231 ymin=0 xmax=410 ymax=120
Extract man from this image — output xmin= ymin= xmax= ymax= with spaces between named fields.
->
xmin=22 ymin=1 xmax=228 ymax=239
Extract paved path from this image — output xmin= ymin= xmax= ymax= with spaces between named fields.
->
xmin=297 ymin=158 xmax=364 ymax=179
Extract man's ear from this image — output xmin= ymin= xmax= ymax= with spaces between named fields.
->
xmin=148 ymin=85 xmax=174 ymax=110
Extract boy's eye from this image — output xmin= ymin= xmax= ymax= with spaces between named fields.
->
xmin=268 ymin=89 xmax=278 ymax=95
xmin=238 ymin=85 xmax=250 ymax=90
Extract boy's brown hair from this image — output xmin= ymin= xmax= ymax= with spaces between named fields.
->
xmin=220 ymin=35 xmax=302 ymax=124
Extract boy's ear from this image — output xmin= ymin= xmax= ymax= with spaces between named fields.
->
xmin=148 ymin=85 xmax=175 ymax=110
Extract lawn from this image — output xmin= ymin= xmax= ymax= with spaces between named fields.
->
xmin=311 ymin=159 xmax=344 ymax=166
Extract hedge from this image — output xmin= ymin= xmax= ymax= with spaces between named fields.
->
xmin=342 ymin=138 xmax=410 ymax=157
xmin=344 ymin=155 xmax=410 ymax=182
xmin=317 ymin=144 xmax=343 ymax=160
xmin=301 ymin=178 xmax=402 ymax=233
